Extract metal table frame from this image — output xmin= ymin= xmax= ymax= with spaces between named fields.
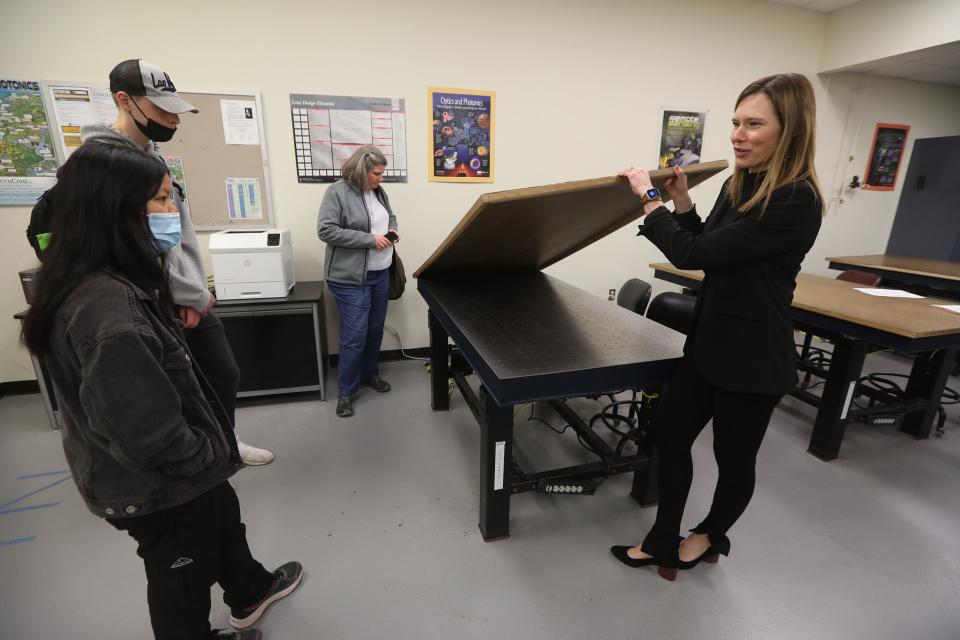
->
xmin=653 ymin=266 xmax=958 ymax=460
xmin=420 ymin=273 xmax=682 ymax=540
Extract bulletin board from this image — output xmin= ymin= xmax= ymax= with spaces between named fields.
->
xmin=42 ymin=84 xmax=274 ymax=230
xmin=163 ymin=90 xmax=274 ymax=230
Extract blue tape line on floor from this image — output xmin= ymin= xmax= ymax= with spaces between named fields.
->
xmin=0 ymin=476 xmax=71 ymax=511
xmin=17 ymin=470 xmax=70 ymax=480
xmin=0 ymin=501 xmax=60 ymax=516
xmin=0 ymin=536 xmax=36 ymax=547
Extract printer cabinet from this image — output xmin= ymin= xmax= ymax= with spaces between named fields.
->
xmin=216 ymin=282 xmax=327 ymax=399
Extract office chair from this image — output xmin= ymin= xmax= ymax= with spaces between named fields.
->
xmin=646 ymin=291 xmax=697 ymax=335
xmin=836 ymin=269 xmax=882 ymax=286
xmin=616 ymin=278 xmax=652 ymax=316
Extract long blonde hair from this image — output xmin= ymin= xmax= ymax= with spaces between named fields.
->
xmin=727 ymin=73 xmax=822 ymax=214
xmin=341 ymin=145 xmax=387 ymax=192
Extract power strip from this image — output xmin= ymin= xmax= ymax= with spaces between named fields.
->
xmin=536 ymin=479 xmax=599 ymax=495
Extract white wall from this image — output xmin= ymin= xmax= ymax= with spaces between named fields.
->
xmin=1 ymin=0 xmax=959 ymax=383
xmin=820 ymin=0 xmax=960 ymax=71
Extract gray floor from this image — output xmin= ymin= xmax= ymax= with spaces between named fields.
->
xmin=2 ymin=350 xmax=960 ymax=640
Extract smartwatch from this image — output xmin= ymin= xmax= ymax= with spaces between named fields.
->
xmin=640 ymin=187 xmax=662 ymax=205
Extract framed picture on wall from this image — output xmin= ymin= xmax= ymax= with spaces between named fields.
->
xmin=428 ymin=87 xmax=495 ymax=183
xmin=862 ymin=123 xmax=910 ymax=191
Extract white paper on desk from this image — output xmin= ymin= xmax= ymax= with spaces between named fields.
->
xmin=933 ymin=304 xmax=960 ymax=314
xmin=854 ymin=288 xmax=924 ymax=298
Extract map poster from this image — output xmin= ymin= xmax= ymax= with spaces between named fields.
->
xmin=162 ymin=155 xmax=187 ymax=198
xmin=0 ymin=79 xmax=58 ymax=205
xmin=658 ymin=109 xmax=706 ymax=169
xmin=290 ymin=94 xmax=407 ymax=183
xmin=429 ymin=87 xmax=494 ymax=183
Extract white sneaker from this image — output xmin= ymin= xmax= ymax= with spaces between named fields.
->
xmin=237 ymin=440 xmax=275 ymax=466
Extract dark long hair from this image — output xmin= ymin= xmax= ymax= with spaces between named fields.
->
xmin=22 ymin=142 xmax=171 ymax=354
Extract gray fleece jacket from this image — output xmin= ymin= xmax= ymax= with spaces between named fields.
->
xmin=317 ymin=180 xmax=398 ymax=285
xmin=80 ymin=124 xmax=213 ymax=311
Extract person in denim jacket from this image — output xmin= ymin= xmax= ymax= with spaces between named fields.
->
xmin=22 ymin=143 xmax=302 ymax=640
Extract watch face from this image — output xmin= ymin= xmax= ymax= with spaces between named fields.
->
xmin=646 ymin=188 xmax=661 ymax=199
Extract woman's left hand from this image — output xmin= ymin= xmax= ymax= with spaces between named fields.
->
xmin=618 ymin=166 xmax=654 ymax=197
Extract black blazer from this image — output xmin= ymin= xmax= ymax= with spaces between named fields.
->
xmin=639 ymin=174 xmax=822 ymax=395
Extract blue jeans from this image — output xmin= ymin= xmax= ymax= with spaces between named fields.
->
xmin=327 ymin=268 xmax=389 ymax=397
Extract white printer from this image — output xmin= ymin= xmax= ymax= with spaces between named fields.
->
xmin=209 ymin=228 xmax=295 ymax=300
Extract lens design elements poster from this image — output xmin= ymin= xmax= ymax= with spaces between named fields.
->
xmin=0 ymin=79 xmax=58 ymax=205
xmin=429 ymin=87 xmax=494 ymax=183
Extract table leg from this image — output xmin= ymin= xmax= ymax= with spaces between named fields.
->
xmin=808 ymin=338 xmax=868 ymax=461
xmin=428 ymin=310 xmax=450 ymax=411
xmin=479 ymin=384 xmax=512 ymax=541
xmin=900 ymin=347 xmax=957 ymax=439
xmin=631 ymin=444 xmax=658 ymax=507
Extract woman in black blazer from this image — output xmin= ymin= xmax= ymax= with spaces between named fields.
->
xmin=612 ymin=73 xmax=823 ymax=581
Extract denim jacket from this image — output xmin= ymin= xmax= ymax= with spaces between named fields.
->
xmin=317 ymin=180 xmax=398 ymax=285
xmin=45 ymin=270 xmax=241 ymax=519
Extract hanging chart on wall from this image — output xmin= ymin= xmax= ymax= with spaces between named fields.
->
xmin=863 ymin=123 xmax=910 ymax=191
xmin=0 ymin=79 xmax=58 ymax=205
xmin=290 ymin=94 xmax=407 ymax=183
xmin=44 ymin=82 xmax=117 ymax=161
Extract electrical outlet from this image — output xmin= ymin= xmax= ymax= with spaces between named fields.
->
xmin=608 ymin=288 xmax=616 ymax=301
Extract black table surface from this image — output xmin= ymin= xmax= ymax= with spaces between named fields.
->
xmin=215 ymin=281 xmax=325 ymax=307
xmin=419 ymin=272 xmax=684 ymax=405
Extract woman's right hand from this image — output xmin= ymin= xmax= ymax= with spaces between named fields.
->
xmin=664 ymin=165 xmax=694 ymax=214
xmin=372 ymin=234 xmax=393 ymax=250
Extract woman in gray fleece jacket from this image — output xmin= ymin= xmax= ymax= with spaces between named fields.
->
xmin=317 ymin=145 xmax=400 ymax=418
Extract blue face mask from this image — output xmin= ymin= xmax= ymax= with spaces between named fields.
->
xmin=148 ymin=212 xmax=182 ymax=254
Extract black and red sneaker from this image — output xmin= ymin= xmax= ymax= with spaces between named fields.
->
xmin=229 ymin=561 xmax=303 ymax=629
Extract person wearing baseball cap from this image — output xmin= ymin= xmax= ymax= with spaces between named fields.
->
xmin=82 ymin=60 xmax=275 ymax=466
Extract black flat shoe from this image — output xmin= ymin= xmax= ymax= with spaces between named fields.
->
xmin=678 ymin=546 xmax=720 ymax=570
xmin=610 ymin=546 xmax=678 ymax=581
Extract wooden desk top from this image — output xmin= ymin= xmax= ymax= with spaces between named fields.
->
xmin=827 ymin=254 xmax=960 ymax=282
xmin=414 ymin=160 xmax=728 ymax=278
xmin=649 ymin=262 xmax=960 ymax=339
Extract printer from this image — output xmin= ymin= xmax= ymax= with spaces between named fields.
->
xmin=209 ymin=228 xmax=295 ymax=300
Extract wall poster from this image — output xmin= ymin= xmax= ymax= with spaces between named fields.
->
xmin=289 ymin=94 xmax=407 ymax=183
xmin=863 ymin=123 xmax=910 ymax=191
xmin=0 ymin=79 xmax=59 ymax=205
xmin=428 ymin=87 xmax=494 ymax=183
xmin=658 ymin=109 xmax=706 ymax=169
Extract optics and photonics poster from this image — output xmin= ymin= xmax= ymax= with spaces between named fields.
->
xmin=658 ymin=109 xmax=706 ymax=169
xmin=0 ymin=79 xmax=58 ymax=205
xmin=290 ymin=94 xmax=407 ymax=183
xmin=429 ymin=87 xmax=494 ymax=183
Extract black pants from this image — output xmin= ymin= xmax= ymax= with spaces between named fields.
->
xmin=185 ymin=311 xmax=241 ymax=429
xmin=641 ymin=355 xmax=781 ymax=564
xmin=109 ymin=482 xmax=275 ymax=640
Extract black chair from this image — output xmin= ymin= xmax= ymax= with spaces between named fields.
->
xmin=646 ymin=291 xmax=697 ymax=335
xmin=616 ymin=278 xmax=652 ymax=316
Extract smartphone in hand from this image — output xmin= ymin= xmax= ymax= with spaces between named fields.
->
xmin=384 ymin=230 xmax=398 ymax=243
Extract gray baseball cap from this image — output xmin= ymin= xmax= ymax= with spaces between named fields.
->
xmin=109 ymin=59 xmax=198 ymax=114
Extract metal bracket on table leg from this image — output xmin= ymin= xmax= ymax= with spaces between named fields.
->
xmin=478 ymin=384 xmax=513 ymax=541
xmin=428 ymin=310 xmax=450 ymax=411
xmin=808 ymin=337 xmax=868 ymax=461
xmin=901 ymin=347 xmax=957 ymax=439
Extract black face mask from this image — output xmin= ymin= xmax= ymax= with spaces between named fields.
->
xmin=129 ymin=98 xmax=177 ymax=142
